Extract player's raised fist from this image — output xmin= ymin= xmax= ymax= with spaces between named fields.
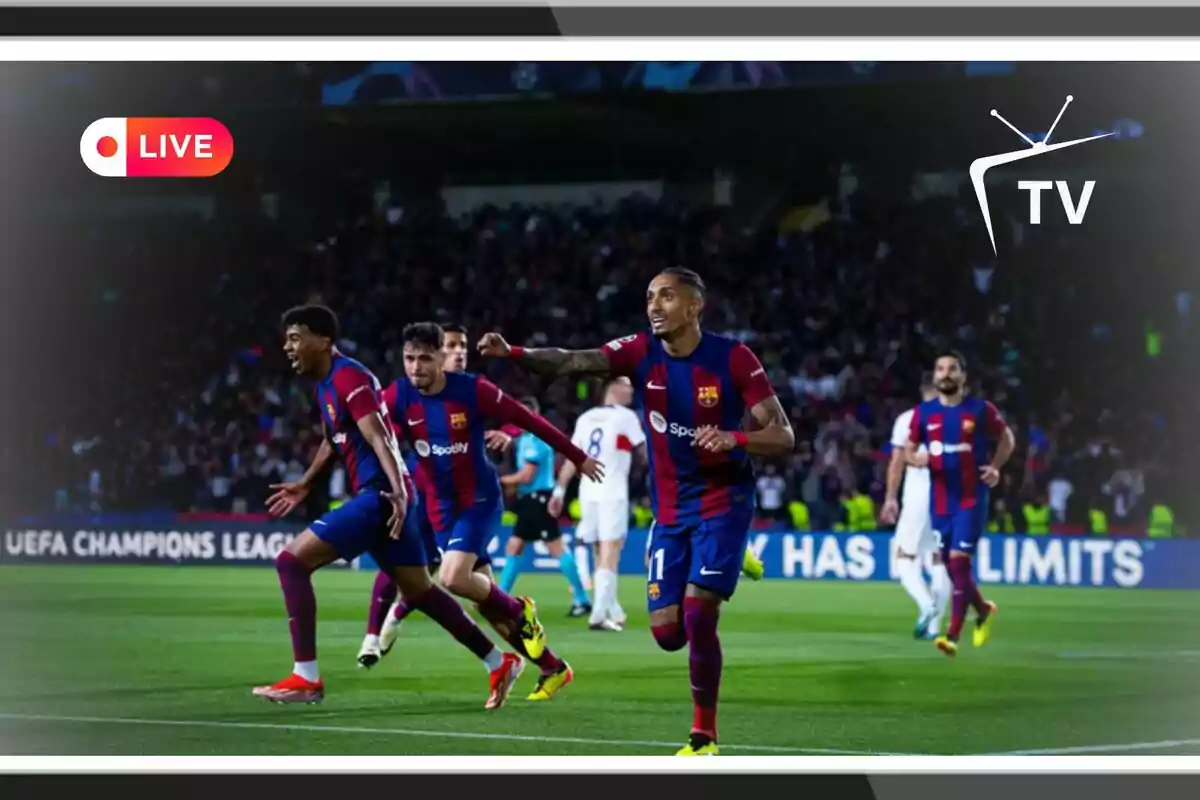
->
xmin=477 ymin=332 xmax=512 ymax=358
xmin=579 ymin=457 xmax=606 ymax=483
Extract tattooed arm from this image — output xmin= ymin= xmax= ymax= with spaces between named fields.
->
xmin=515 ymin=347 xmax=612 ymax=377
xmin=476 ymin=331 xmax=646 ymax=378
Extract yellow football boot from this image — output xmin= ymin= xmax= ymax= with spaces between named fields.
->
xmin=973 ymin=601 xmax=998 ymax=647
xmin=526 ymin=662 xmax=573 ymax=701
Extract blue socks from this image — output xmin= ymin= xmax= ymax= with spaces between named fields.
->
xmin=557 ymin=549 xmax=590 ymax=607
xmin=499 ymin=543 xmax=590 ymax=607
xmin=499 ymin=545 xmax=535 ymax=594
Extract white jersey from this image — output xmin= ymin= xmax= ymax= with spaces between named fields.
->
xmin=571 ymin=404 xmax=645 ymax=504
xmin=891 ymin=408 xmax=930 ymax=513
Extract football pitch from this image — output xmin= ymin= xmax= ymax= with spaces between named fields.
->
xmin=1 ymin=565 xmax=1198 ymax=757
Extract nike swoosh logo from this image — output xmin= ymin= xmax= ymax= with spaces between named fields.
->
xmin=699 ymin=567 xmax=722 ymax=576
xmin=448 ymin=539 xmax=463 ymax=546
xmin=928 ymin=424 xmax=941 ymax=430
xmin=970 ymin=132 xmax=1112 ymax=255
xmin=647 ymin=382 xmax=665 ymax=390
xmin=407 ymin=419 xmax=424 ymax=426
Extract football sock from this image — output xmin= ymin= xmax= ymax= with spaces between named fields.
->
xmin=575 ymin=543 xmax=593 ymax=590
xmin=412 ymin=585 xmax=498 ymax=664
xmin=897 ymin=556 xmax=935 ymax=616
xmin=276 ymin=551 xmax=317 ymax=667
xmin=366 ymin=571 xmax=397 ymax=635
xmin=556 ymin=548 xmax=590 ymax=606
xmin=929 ymin=562 xmax=952 ymax=633
xmin=590 ymin=568 xmax=617 ymax=625
xmin=684 ymin=596 xmax=722 ymax=740
xmin=946 ymin=557 xmax=985 ymax=639
xmin=499 ymin=546 xmax=534 ymax=594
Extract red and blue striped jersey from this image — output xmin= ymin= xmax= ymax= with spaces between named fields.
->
xmin=602 ymin=330 xmax=775 ymax=526
xmin=316 ymin=353 xmax=400 ymax=495
xmin=908 ymin=396 xmax=1008 ymax=515
xmin=383 ymin=371 xmax=588 ymax=532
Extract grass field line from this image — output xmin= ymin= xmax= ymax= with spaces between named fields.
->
xmin=0 ymin=712 xmax=897 ymax=755
xmin=984 ymin=738 xmax=1200 ymax=755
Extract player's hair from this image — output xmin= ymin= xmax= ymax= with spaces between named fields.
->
xmin=403 ymin=322 xmax=445 ymax=352
xmin=919 ymin=371 xmax=936 ymax=392
xmin=282 ymin=304 xmax=339 ymax=341
xmin=934 ymin=349 xmax=967 ymax=372
xmin=442 ymin=323 xmax=468 ymax=336
xmin=660 ymin=266 xmax=706 ymax=298
xmin=520 ymin=395 xmax=540 ymax=414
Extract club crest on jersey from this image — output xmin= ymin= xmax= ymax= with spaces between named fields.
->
xmin=963 ymin=419 xmax=976 ymax=433
xmin=697 ymin=385 xmax=720 ymax=408
xmin=326 ymin=403 xmax=336 ymax=423
xmin=647 ymin=582 xmax=661 ymax=600
xmin=648 ymin=410 xmax=668 ymax=434
xmin=414 ymin=440 xmax=431 ymax=458
xmin=450 ymin=412 xmax=468 ymax=430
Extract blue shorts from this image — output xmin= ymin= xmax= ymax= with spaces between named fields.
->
xmin=645 ymin=509 xmax=753 ymax=612
xmin=932 ymin=503 xmax=988 ymax=559
xmin=435 ymin=497 xmax=501 ymax=567
xmin=312 ymin=490 xmax=427 ymax=570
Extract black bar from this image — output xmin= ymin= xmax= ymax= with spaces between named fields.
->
xmin=2 ymin=5 xmax=1200 ymax=38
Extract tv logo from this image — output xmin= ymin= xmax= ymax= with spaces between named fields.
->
xmin=970 ymin=96 xmax=1112 ymax=255
xmin=80 ymin=117 xmax=234 ymax=178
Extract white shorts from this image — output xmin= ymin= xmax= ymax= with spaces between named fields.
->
xmin=575 ymin=498 xmax=630 ymax=545
xmin=893 ymin=505 xmax=938 ymax=558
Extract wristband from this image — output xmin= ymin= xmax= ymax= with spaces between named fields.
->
xmin=551 ymin=485 xmax=566 ymax=501
xmin=732 ymin=432 xmax=749 ymax=449
xmin=510 ymin=346 xmax=526 ymax=359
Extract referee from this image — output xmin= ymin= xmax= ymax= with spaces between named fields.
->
xmin=498 ymin=397 xmax=592 ymax=617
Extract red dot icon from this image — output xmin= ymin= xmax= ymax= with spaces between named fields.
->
xmin=96 ymin=136 xmax=118 ymax=158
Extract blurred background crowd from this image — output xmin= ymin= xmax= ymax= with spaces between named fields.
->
xmin=4 ymin=61 xmax=1192 ymax=536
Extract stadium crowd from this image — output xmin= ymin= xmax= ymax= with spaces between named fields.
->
xmin=16 ymin=176 xmax=1191 ymax=536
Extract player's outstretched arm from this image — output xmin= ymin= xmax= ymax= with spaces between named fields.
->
xmin=479 ymin=332 xmax=612 ymax=377
xmin=476 ymin=376 xmax=605 ymax=482
xmin=478 ymin=331 xmax=648 ymax=378
xmin=301 ymin=438 xmax=334 ymax=488
xmin=266 ymin=437 xmax=333 ymax=518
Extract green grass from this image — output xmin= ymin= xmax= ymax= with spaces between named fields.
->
xmin=1 ymin=565 xmax=1198 ymax=756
